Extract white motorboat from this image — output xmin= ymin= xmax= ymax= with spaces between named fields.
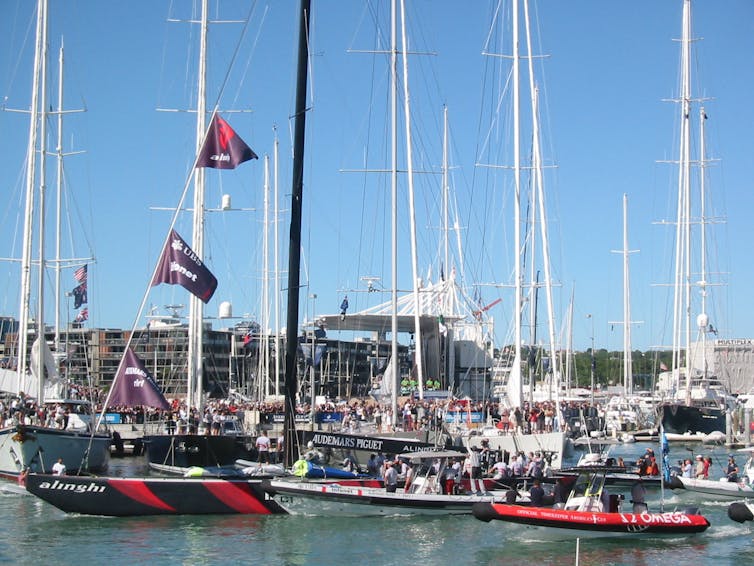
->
xmin=261 ymin=450 xmax=522 ymax=516
xmin=672 ymin=447 xmax=754 ymax=499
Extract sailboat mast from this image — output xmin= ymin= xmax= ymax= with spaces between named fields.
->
xmin=442 ymin=106 xmax=449 ymax=279
xmin=273 ymin=131 xmax=281 ymax=397
xmin=389 ymin=0 xmax=399 ymax=420
xmin=399 ymin=0 xmax=425 ymax=399
xmin=621 ymin=194 xmax=634 ymax=396
xmin=262 ymin=154 xmax=271 ymax=398
xmin=188 ymin=0 xmax=209 ymax=413
xmin=34 ymin=0 xmax=50 ymax=401
xmin=698 ymin=106 xmax=708 ymax=376
xmin=54 ymin=43 xmax=64 ymax=352
xmin=671 ymin=0 xmax=693 ymax=402
xmin=18 ymin=0 xmax=45 ymax=392
xmin=511 ymin=0 xmax=523 ymax=408
xmin=283 ymin=0 xmax=311 ymax=467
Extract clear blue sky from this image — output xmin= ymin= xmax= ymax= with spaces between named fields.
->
xmin=1 ymin=1 xmax=753 ymax=355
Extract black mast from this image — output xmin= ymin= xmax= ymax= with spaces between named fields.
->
xmin=283 ymin=0 xmax=311 ymax=467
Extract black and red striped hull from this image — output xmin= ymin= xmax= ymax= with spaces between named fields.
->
xmin=24 ymin=473 xmax=286 ymax=516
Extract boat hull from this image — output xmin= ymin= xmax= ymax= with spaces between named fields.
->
xmin=676 ymin=476 xmax=754 ymax=499
xmin=659 ymin=403 xmax=726 ymax=436
xmin=24 ymin=473 xmax=286 ymax=516
xmin=0 ymin=425 xmax=110 ymax=478
xmin=263 ymin=479 xmax=507 ymax=517
xmin=143 ymin=433 xmax=255 ymax=468
xmin=472 ymin=502 xmax=710 ymax=538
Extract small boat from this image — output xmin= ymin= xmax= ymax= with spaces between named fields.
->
xmin=24 ymin=473 xmax=287 ymax=516
xmin=261 ymin=450 xmax=523 ymax=517
xmin=472 ymin=467 xmax=710 ymax=539
xmin=556 ymin=445 xmax=663 ymax=488
xmin=670 ymin=448 xmax=754 ymax=499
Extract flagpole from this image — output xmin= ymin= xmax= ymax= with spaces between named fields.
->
xmin=95 ymin=113 xmax=218 ymax=430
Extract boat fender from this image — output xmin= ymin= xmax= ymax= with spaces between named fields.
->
xmin=292 ymin=459 xmax=309 ymax=477
xmin=184 ymin=467 xmax=207 ymax=477
xmin=728 ymin=502 xmax=754 ymax=523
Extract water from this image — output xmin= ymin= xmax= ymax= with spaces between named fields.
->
xmin=1 ymin=443 xmax=753 ymax=565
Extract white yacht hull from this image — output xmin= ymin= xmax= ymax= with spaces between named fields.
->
xmin=677 ymin=476 xmax=754 ymax=499
xmin=0 ymin=425 xmax=110 ymax=477
xmin=262 ymin=479 xmax=507 ymax=517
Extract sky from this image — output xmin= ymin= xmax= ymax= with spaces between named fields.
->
xmin=1 ymin=0 xmax=753 ymax=356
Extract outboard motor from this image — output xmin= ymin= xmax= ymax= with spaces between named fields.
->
xmin=728 ymin=502 xmax=754 ymax=523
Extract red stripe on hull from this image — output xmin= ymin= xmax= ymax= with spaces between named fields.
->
xmin=203 ymin=482 xmax=273 ymax=514
xmin=107 ymin=479 xmax=176 ymax=512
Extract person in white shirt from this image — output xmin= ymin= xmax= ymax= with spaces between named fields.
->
xmin=491 ymin=459 xmax=508 ymax=481
xmin=256 ymin=433 xmax=271 ymax=464
xmin=52 ymin=458 xmax=66 ymax=476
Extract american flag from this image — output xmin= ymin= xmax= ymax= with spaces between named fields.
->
xmin=74 ymin=264 xmax=87 ymax=283
xmin=75 ymin=308 xmax=88 ymax=322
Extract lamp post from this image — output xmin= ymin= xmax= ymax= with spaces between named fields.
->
xmin=587 ymin=313 xmax=595 ymax=407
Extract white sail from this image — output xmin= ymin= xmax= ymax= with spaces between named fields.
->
xmin=370 ymin=356 xmax=395 ymax=400
xmin=30 ymin=337 xmax=61 ymax=384
xmin=0 ymin=368 xmax=22 ymax=396
xmin=506 ymin=354 xmax=522 ymax=409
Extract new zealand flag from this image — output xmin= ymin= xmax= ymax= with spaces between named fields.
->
xmin=73 ymin=283 xmax=87 ymax=308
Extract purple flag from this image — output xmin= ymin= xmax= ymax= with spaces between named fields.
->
xmin=109 ymin=348 xmax=170 ymax=409
xmin=196 ymin=114 xmax=258 ymax=169
xmin=151 ymin=229 xmax=218 ymax=303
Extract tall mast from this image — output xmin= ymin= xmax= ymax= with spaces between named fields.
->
xmin=622 ymin=195 xmax=633 ymax=395
xmin=511 ymin=0 xmax=523 ymax=408
xmin=51 ymin=41 xmax=86 ymax=354
xmin=18 ymin=0 xmax=46 ymax=392
xmin=389 ymin=0 xmax=398 ymax=419
xmin=283 ymin=0 xmax=311 ymax=467
xmin=698 ymin=106 xmax=709 ymax=376
xmin=262 ymin=154 xmax=271 ymax=399
xmin=188 ymin=0 xmax=209 ymax=412
xmin=34 ymin=0 xmax=50 ymax=401
xmin=54 ymin=43 xmax=64 ymax=351
xmin=399 ymin=0 xmax=424 ymax=399
xmin=671 ymin=0 xmax=692 ymax=402
xmin=273 ymin=130 xmax=281 ymax=397
xmin=442 ymin=106 xmax=449 ymax=279
xmin=616 ymin=194 xmax=639 ymax=396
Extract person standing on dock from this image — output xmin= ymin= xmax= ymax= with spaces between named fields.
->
xmin=256 ymin=432 xmax=271 ymax=464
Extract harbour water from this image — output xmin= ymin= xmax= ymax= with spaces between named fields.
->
xmin=1 ymin=442 xmax=752 ymax=565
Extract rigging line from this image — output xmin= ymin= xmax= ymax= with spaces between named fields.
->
xmin=229 ymin=2 xmax=268 ymax=111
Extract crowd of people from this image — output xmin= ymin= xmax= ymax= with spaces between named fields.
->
xmin=2 ymin=382 xmax=621 ymax=443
